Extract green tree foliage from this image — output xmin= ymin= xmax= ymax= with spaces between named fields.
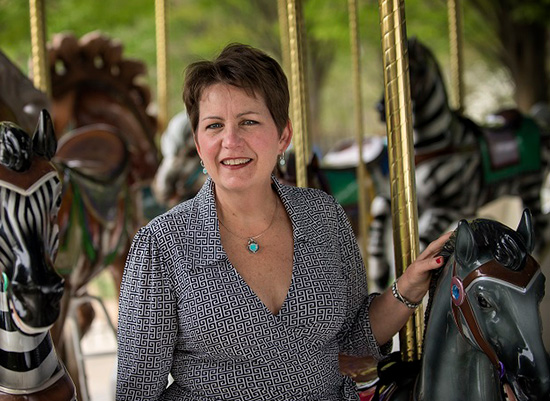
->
xmin=1 ymin=0 xmax=546 ymax=149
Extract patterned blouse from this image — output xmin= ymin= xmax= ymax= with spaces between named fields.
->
xmin=116 ymin=177 xmax=389 ymax=401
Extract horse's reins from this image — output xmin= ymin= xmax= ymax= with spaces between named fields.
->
xmin=450 ymin=255 xmax=540 ymax=379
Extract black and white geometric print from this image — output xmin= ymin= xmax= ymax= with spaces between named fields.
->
xmin=117 ymin=176 xmax=388 ymax=401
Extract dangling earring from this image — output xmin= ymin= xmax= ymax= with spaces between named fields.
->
xmin=278 ymin=153 xmax=286 ymax=166
xmin=200 ymin=160 xmax=207 ymax=174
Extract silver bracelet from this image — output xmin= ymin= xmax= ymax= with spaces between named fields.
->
xmin=391 ymin=280 xmax=421 ymax=309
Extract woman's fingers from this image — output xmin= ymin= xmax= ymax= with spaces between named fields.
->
xmin=418 ymin=231 xmax=453 ymax=259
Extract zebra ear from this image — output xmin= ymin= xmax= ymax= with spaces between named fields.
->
xmin=455 ymin=219 xmax=478 ymax=269
xmin=516 ymin=208 xmax=535 ymax=253
xmin=32 ymin=109 xmax=57 ymax=160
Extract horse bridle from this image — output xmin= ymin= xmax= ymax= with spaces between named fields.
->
xmin=450 ymin=255 xmax=540 ymax=378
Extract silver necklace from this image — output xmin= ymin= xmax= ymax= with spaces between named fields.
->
xmin=218 ymin=199 xmax=278 ymax=254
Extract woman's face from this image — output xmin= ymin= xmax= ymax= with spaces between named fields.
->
xmin=194 ymin=83 xmax=291 ymax=195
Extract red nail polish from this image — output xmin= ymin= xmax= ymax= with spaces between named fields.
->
xmin=436 ymin=256 xmax=443 ymax=264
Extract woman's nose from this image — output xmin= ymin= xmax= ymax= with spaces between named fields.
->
xmin=222 ymin=125 xmax=242 ymax=147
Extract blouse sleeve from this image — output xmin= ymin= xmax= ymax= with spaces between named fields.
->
xmin=335 ymin=202 xmax=392 ymax=360
xmin=116 ymin=225 xmax=178 ymax=400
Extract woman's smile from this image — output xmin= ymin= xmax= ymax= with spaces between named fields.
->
xmin=221 ymin=157 xmax=252 ymax=167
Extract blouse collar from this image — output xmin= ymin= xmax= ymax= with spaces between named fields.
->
xmin=190 ymin=175 xmax=312 ymax=267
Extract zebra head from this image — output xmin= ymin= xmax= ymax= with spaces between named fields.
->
xmin=376 ymin=37 xmax=450 ymax=127
xmin=0 ymin=109 xmax=64 ymax=334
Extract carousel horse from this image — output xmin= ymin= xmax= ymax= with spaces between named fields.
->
xmin=368 ymin=37 xmax=550 ymax=292
xmin=45 ymin=31 xmax=159 ymax=398
xmin=0 ymin=111 xmax=76 ymax=400
xmin=46 ymin=30 xmax=159 ymax=329
xmin=365 ymin=209 xmax=550 ymax=401
xmin=152 ymin=111 xmax=206 ymax=207
xmin=313 ymin=137 xmax=389 ymax=237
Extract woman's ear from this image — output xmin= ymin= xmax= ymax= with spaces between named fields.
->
xmin=279 ymin=120 xmax=293 ymax=153
xmin=193 ymin=133 xmax=202 ymax=159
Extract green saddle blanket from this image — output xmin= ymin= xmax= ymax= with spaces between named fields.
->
xmin=479 ymin=116 xmax=541 ymax=184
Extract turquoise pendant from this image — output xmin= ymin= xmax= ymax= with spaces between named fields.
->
xmin=247 ymin=238 xmax=259 ymax=253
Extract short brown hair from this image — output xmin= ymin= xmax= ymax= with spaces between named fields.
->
xmin=183 ymin=43 xmax=289 ymax=135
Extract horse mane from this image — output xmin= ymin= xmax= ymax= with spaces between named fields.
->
xmin=0 ymin=122 xmax=33 ymax=172
xmin=422 ymin=218 xmax=529 ymax=349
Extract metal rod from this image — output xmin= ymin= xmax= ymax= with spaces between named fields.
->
xmin=378 ymin=0 xmax=422 ymax=362
xmin=155 ymin=0 xmax=169 ymax=135
xmin=29 ymin=0 xmax=51 ymax=97
xmin=448 ymin=0 xmax=464 ymax=113
xmin=286 ymin=0 xmax=309 ymax=188
xmin=347 ymin=0 xmax=371 ymax=259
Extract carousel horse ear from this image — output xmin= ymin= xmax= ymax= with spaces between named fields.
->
xmin=455 ymin=219 xmax=478 ymax=269
xmin=516 ymin=208 xmax=535 ymax=253
xmin=32 ymin=109 xmax=57 ymax=160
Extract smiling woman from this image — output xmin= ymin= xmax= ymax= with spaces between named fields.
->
xmin=115 ymin=43 xmax=451 ymax=401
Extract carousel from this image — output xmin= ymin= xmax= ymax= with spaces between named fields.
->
xmin=0 ymin=1 xmax=549 ymax=400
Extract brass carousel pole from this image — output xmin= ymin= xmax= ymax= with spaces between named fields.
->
xmin=347 ymin=0 xmax=370 ymax=258
xmin=378 ymin=0 xmax=422 ymax=362
xmin=448 ymin=0 xmax=464 ymax=113
xmin=155 ymin=0 xmax=169 ymax=135
xmin=278 ymin=0 xmax=294 ymax=135
xmin=277 ymin=0 xmax=291 ymax=79
xmin=29 ymin=0 xmax=51 ymax=97
xmin=286 ymin=0 xmax=309 ymax=188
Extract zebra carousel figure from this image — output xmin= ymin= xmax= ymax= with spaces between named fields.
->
xmin=0 ymin=110 xmax=76 ymax=400
xmin=368 ymin=37 xmax=550 ymax=292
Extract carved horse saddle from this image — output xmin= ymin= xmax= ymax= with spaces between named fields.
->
xmin=478 ymin=109 xmax=541 ymax=184
xmin=53 ymin=124 xmax=129 ymax=224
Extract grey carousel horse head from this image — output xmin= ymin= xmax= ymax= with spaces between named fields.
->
xmin=430 ymin=209 xmax=550 ymax=400
xmin=380 ymin=210 xmax=549 ymax=401
xmin=450 ymin=210 xmax=549 ymax=400
xmin=0 ymin=109 xmax=63 ymax=333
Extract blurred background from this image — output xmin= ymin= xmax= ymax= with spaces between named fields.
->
xmin=2 ymin=0 xmax=541 ymax=154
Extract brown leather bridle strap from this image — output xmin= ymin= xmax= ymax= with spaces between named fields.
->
xmin=451 ymin=256 xmax=540 ymax=378
xmin=462 ymin=256 xmax=539 ymax=290
xmin=451 ymin=263 xmax=502 ymax=374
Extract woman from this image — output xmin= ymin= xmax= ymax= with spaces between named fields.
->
xmin=116 ymin=43 xmax=451 ymax=401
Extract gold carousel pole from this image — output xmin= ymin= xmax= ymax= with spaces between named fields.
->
xmin=155 ymin=0 xmax=169 ymax=135
xmin=448 ymin=0 xmax=464 ymax=113
xmin=29 ymin=0 xmax=51 ymax=97
xmin=277 ymin=0 xmax=291 ymax=79
xmin=347 ymin=0 xmax=370 ymax=258
xmin=286 ymin=0 xmax=309 ymax=188
xmin=378 ymin=0 xmax=422 ymax=362
xmin=278 ymin=0 xmax=294 ymax=133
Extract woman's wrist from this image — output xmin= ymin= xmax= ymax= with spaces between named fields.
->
xmin=391 ymin=280 xmax=422 ymax=309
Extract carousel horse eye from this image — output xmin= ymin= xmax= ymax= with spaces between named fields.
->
xmin=477 ymin=293 xmax=492 ymax=309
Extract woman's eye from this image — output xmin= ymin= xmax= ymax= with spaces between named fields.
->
xmin=242 ymin=120 xmax=258 ymax=126
xmin=206 ymin=123 xmax=222 ymax=130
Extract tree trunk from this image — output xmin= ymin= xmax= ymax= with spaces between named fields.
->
xmin=498 ymin=20 xmax=548 ymax=113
